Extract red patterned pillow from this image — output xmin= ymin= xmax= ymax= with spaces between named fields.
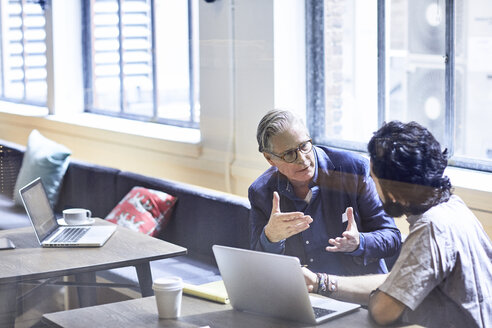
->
xmin=105 ymin=187 xmax=177 ymax=236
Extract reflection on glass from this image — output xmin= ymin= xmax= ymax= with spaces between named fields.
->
xmin=454 ymin=0 xmax=492 ymax=163
xmin=387 ymin=0 xmax=446 ymax=145
xmin=323 ymin=0 xmax=378 ymax=145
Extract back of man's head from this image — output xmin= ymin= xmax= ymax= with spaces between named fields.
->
xmin=368 ymin=121 xmax=452 ymax=216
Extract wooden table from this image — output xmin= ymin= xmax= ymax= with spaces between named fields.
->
xmin=42 ymin=295 xmax=371 ymax=328
xmin=0 ymin=219 xmax=186 ymax=328
xmin=42 ymin=295 xmax=421 ymax=328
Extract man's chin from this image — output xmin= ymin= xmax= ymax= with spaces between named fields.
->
xmin=297 ymin=170 xmax=314 ymax=182
xmin=290 ymin=169 xmax=312 ymax=181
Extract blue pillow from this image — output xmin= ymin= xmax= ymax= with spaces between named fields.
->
xmin=13 ymin=130 xmax=71 ymax=207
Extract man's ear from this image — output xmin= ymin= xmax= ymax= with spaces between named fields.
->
xmin=388 ymin=192 xmax=409 ymax=206
xmin=263 ymin=152 xmax=276 ymax=166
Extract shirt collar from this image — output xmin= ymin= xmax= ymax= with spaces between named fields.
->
xmin=310 ymin=147 xmax=319 ymax=187
xmin=406 ymin=213 xmax=423 ymax=226
xmin=313 ymin=145 xmax=335 ymax=174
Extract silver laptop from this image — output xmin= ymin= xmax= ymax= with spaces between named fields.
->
xmin=19 ymin=177 xmax=116 ymax=247
xmin=212 ymin=245 xmax=361 ymax=325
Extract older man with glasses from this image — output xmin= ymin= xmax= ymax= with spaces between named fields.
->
xmin=248 ymin=109 xmax=401 ymax=276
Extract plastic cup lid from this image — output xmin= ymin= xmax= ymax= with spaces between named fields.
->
xmin=152 ymin=276 xmax=183 ymax=290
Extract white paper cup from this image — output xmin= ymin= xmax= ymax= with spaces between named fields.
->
xmin=63 ymin=208 xmax=92 ymax=225
xmin=153 ymin=276 xmax=183 ymax=318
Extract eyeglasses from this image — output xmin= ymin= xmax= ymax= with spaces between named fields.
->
xmin=267 ymin=139 xmax=313 ymax=163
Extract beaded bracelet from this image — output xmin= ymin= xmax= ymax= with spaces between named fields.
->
xmin=327 ymin=275 xmax=338 ymax=293
xmin=316 ymin=272 xmax=328 ymax=294
xmin=315 ymin=273 xmax=337 ymax=296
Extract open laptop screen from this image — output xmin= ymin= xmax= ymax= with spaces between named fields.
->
xmin=19 ymin=178 xmax=58 ymax=242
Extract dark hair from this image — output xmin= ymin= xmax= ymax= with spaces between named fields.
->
xmin=367 ymin=121 xmax=452 ymax=216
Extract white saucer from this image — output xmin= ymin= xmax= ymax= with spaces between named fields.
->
xmin=57 ymin=217 xmax=95 ymax=226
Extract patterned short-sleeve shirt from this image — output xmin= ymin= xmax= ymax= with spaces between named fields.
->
xmin=379 ymin=195 xmax=492 ymax=328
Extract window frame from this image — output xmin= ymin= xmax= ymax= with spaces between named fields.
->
xmin=82 ymin=0 xmax=199 ymax=129
xmin=306 ymin=0 xmax=492 ymax=172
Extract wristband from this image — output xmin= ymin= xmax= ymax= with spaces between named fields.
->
xmin=327 ymin=275 xmax=338 ymax=293
xmin=315 ymin=273 xmax=337 ymax=296
xmin=315 ymin=272 xmax=327 ymax=294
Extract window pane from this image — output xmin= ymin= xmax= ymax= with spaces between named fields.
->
xmin=0 ymin=48 xmax=2 ymax=94
xmin=90 ymin=0 xmax=155 ymax=115
xmin=310 ymin=0 xmax=491 ymax=171
xmin=1 ymin=0 xmax=47 ymax=105
xmin=387 ymin=0 xmax=446 ymax=145
xmin=322 ymin=0 xmax=378 ymax=146
xmin=454 ymin=0 xmax=492 ymax=163
xmin=95 ymin=77 xmax=121 ymax=110
xmin=92 ymin=0 xmax=121 ymax=113
xmin=87 ymin=0 xmax=198 ymax=127
xmin=154 ymin=0 xmax=193 ymax=122
xmin=122 ymin=0 xmax=153 ymax=117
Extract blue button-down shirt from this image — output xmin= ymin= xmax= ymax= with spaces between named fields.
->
xmin=249 ymin=146 xmax=402 ymax=275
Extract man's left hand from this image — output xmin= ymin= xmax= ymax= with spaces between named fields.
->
xmin=326 ymin=207 xmax=360 ymax=253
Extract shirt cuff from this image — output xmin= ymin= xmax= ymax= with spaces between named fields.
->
xmin=260 ymin=227 xmax=285 ymax=253
xmin=348 ymin=233 xmax=365 ymax=257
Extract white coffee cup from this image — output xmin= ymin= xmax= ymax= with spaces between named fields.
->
xmin=62 ymin=208 xmax=92 ymax=225
xmin=152 ymin=276 xmax=183 ymax=318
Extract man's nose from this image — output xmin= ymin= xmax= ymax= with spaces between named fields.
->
xmin=295 ymin=149 xmax=309 ymax=163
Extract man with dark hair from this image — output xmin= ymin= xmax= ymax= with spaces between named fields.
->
xmin=303 ymin=121 xmax=492 ymax=328
xmin=249 ymin=109 xmax=401 ymax=276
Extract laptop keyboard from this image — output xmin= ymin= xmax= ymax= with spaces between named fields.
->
xmin=313 ymin=306 xmax=336 ymax=318
xmin=52 ymin=227 xmax=89 ymax=243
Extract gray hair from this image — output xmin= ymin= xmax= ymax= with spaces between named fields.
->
xmin=256 ymin=109 xmax=308 ymax=152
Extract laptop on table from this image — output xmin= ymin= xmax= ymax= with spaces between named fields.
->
xmin=212 ymin=245 xmax=360 ymax=325
xmin=19 ymin=177 xmax=116 ymax=247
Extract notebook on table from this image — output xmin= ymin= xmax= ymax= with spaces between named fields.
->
xmin=212 ymin=245 xmax=361 ymax=325
xmin=19 ymin=177 xmax=116 ymax=247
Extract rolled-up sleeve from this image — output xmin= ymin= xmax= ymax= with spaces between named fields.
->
xmin=259 ymin=227 xmax=285 ymax=253
xmin=249 ymin=185 xmax=286 ymax=253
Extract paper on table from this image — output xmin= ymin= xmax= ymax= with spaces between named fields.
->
xmin=183 ymin=280 xmax=230 ymax=304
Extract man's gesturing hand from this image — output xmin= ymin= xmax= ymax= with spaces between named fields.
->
xmin=326 ymin=207 xmax=360 ymax=253
xmin=264 ymin=191 xmax=313 ymax=243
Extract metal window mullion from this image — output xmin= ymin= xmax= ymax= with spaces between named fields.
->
xmin=187 ymin=0 xmax=195 ymax=124
xmin=150 ymin=0 xmax=158 ymax=121
xmin=445 ymin=0 xmax=455 ymax=155
xmin=305 ymin=0 xmax=325 ymax=141
xmin=0 ymin=1 xmax=5 ymax=97
xmin=20 ymin=0 xmax=27 ymax=100
xmin=83 ymin=0 xmax=95 ymax=110
xmin=377 ymin=0 xmax=385 ymax=127
xmin=118 ymin=0 xmax=125 ymax=114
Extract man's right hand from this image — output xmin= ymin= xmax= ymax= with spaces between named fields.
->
xmin=302 ymin=267 xmax=318 ymax=293
xmin=264 ymin=191 xmax=313 ymax=243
